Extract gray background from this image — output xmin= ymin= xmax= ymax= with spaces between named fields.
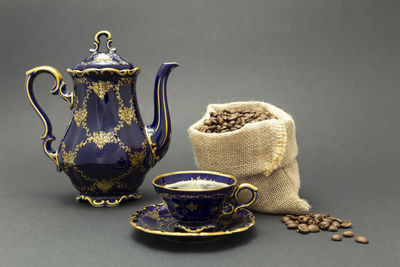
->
xmin=0 ymin=0 xmax=399 ymax=266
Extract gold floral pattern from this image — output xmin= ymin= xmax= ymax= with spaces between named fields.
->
xmin=118 ymin=105 xmax=137 ymax=125
xmin=89 ymin=131 xmax=116 ymax=149
xmin=73 ymin=108 xmax=87 ymax=127
xmin=93 ymin=179 xmax=115 ymax=193
xmin=118 ymin=77 xmax=133 ymax=85
xmin=81 ymin=53 xmax=116 ymax=65
xmin=88 ymin=80 xmax=114 ymax=99
xmin=128 ymin=149 xmax=146 ymax=169
xmin=59 ymin=75 xmax=147 ymax=195
xmin=146 ymin=210 xmax=161 ymax=221
xmin=186 ymin=202 xmax=198 ymax=212
xmin=62 ymin=150 xmax=77 ymax=166
xmin=74 ymin=78 xmax=88 ymax=85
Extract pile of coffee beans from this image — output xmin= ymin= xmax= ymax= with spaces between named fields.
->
xmin=281 ymin=213 xmax=369 ymax=244
xmin=199 ymin=109 xmax=277 ymax=133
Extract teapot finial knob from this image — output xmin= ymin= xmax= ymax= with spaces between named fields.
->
xmin=90 ymin=30 xmax=116 ymax=53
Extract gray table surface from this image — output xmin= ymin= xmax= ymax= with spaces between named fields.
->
xmin=1 ymin=0 xmax=399 ymax=266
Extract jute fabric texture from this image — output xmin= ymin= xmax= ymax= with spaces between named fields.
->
xmin=188 ymin=101 xmax=310 ymax=214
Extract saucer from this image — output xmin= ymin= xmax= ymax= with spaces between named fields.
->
xmin=129 ymin=203 xmax=255 ymax=239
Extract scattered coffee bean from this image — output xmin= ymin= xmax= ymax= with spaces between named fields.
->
xmin=281 ymin=216 xmax=290 ymax=223
xmin=328 ymin=225 xmax=338 ymax=232
xmin=307 ymin=219 xmax=317 ymax=225
xmin=200 ymin=109 xmax=277 ymax=133
xmin=281 ymin=213 xmax=367 ymax=245
xmin=355 ymin=236 xmax=369 ymax=244
xmin=331 ymin=234 xmax=342 ymax=241
xmin=331 ymin=221 xmax=341 ymax=228
xmin=332 ymin=217 xmax=343 ymax=223
xmin=285 ymin=220 xmax=294 ymax=226
xmin=314 ymin=214 xmax=323 ymax=221
xmin=343 ymin=231 xmax=354 ymax=237
xmin=298 ymin=216 xmax=308 ymax=224
xmin=319 ymin=221 xmax=330 ymax=230
xmin=287 ymin=223 xmax=298 ymax=229
xmin=308 ymin=224 xmax=320 ymax=233
xmin=341 ymin=221 xmax=352 ymax=228
xmin=297 ymin=224 xmax=309 ymax=234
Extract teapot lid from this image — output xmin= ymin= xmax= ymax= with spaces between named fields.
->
xmin=72 ymin=30 xmax=134 ymax=71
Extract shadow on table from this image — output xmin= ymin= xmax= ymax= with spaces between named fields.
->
xmin=131 ymin=227 xmax=257 ymax=252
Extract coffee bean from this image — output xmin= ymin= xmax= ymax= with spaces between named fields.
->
xmin=297 ymin=224 xmax=309 ymax=234
xmin=285 ymin=220 xmax=294 ymax=225
xmin=331 ymin=234 xmax=342 ymax=241
xmin=331 ymin=217 xmax=343 ymax=224
xmin=199 ymin=109 xmax=277 ymax=133
xmin=319 ymin=221 xmax=330 ymax=230
xmin=341 ymin=221 xmax=352 ymax=228
xmin=229 ymin=114 xmax=238 ymax=120
xmin=355 ymin=236 xmax=369 ymax=244
xmin=343 ymin=231 xmax=354 ymax=237
xmin=308 ymin=224 xmax=320 ymax=233
xmin=328 ymin=225 xmax=338 ymax=232
xmin=283 ymin=213 xmax=366 ymax=245
xmin=314 ymin=214 xmax=323 ymax=221
xmin=281 ymin=216 xmax=291 ymax=223
xmin=287 ymin=223 xmax=298 ymax=229
xmin=307 ymin=219 xmax=317 ymax=225
xmin=299 ymin=216 xmax=308 ymax=224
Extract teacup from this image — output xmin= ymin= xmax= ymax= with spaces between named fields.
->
xmin=152 ymin=170 xmax=258 ymax=233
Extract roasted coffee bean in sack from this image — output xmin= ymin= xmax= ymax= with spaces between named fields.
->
xmin=188 ymin=101 xmax=310 ymax=214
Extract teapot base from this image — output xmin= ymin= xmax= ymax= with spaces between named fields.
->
xmin=76 ymin=192 xmax=142 ymax=207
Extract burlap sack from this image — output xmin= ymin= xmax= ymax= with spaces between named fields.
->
xmin=188 ymin=101 xmax=310 ymax=214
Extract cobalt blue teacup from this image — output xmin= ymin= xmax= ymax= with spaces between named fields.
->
xmin=152 ymin=170 xmax=258 ymax=233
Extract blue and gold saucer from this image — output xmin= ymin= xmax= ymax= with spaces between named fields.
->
xmin=129 ymin=203 xmax=255 ymax=239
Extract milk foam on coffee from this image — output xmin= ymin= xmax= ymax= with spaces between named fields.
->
xmin=164 ymin=180 xmax=229 ymax=190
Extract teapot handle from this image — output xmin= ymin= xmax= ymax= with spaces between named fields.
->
xmin=25 ymin=66 xmax=74 ymax=172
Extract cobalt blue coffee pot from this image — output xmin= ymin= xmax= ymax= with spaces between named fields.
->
xmin=25 ymin=30 xmax=179 ymax=207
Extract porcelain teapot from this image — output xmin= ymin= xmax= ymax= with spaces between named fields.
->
xmin=25 ymin=30 xmax=179 ymax=207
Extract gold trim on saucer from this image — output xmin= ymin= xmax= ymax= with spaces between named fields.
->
xmin=175 ymin=223 xmax=216 ymax=233
xmin=129 ymin=203 xmax=255 ymax=237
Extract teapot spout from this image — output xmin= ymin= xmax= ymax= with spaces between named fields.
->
xmin=146 ymin=62 xmax=179 ymax=165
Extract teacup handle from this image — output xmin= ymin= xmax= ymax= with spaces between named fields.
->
xmin=222 ymin=183 xmax=258 ymax=215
